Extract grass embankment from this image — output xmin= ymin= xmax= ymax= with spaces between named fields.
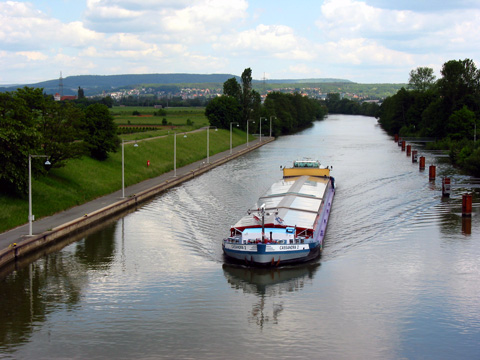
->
xmin=0 ymin=127 xmax=251 ymax=234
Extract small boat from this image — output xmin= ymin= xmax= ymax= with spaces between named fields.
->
xmin=222 ymin=159 xmax=335 ymax=267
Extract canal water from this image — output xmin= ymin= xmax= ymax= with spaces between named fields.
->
xmin=1 ymin=115 xmax=479 ymax=359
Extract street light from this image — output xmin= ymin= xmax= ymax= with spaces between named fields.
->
xmin=207 ymin=126 xmax=218 ymax=163
xmin=259 ymin=117 xmax=267 ymax=142
xmin=174 ymin=132 xmax=187 ymax=177
xmin=269 ymin=116 xmax=276 ymax=138
xmin=247 ymin=119 xmax=255 ymax=147
xmin=230 ymin=122 xmax=239 ymax=154
xmin=122 ymin=140 xmax=138 ymax=198
xmin=28 ymin=154 xmax=51 ymax=236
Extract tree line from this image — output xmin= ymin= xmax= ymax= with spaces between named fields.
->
xmin=205 ymin=68 xmax=328 ymax=137
xmin=0 ymin=87 xmax=119 ymax=196
xmin=324 ymin=93 xmax=380 ymax=117
xmin=377 ymin=59 xmax=480 ymax=176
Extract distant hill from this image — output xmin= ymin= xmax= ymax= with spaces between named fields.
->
xmin=0 ymin=73 xmax=353 ymax=96
xmin=264 ymin=78 xmax=353 ymax=84
xmin=0 ymin=74 xmax=243 ymax=96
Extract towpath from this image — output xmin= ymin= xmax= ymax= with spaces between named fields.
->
xmin=0 ymin=137 xmax=273 ymax=252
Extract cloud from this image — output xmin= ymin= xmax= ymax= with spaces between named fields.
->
xmin=0 ymin=2 xmax=102 ymax=51
xmin=162 ymin=0 xmax=248 ymax=34
xmin=317 ymin=0 xmax=435 ymax=41
xmin=1 ymin=0 xmax=479 ymax=84
xmin=364 ymin=0 xmax=479 ymax=12
xmin=317 ymin=0 xmax=480 ymax=53
xmin=309 ymin=0 xmax=480 ymax=82
xmin=17 ymin=51 xmax=48 ymax=61
xmin=84 ymin=0 xmax=248 ymax=39
xmin=216 ymin=24 xmax=315 ymax=61
xmin=324 ymin=38 xmax=414 ymax=66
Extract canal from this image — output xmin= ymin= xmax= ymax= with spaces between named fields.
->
xmin=1 ymin=115 xmax=479 ymax=359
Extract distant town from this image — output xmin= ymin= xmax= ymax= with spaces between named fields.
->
xmin=1 ymin=73 xmax=405 ymax=104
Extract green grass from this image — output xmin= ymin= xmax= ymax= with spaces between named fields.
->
xmin=0 ymin=128 xmax=252 ymax=233
xmin=112 ymin=106 xmax=209 ymax=127
xmin=119 ymin=127 xmax=198 ymax=141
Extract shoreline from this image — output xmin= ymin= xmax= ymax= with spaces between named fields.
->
xmin=0 ymin=137 xmax=274 ymax=273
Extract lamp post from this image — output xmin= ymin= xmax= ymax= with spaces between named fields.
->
xmin=230 ymin=122 xmax=239 ymax=154
xmin=122 ymin=140 xmax=138 ymax=198
xmin=174 ymin=133 xmax=177 ymax=177
xmin=28 ymin=154 xmax=51 ymax=236
xmin=259 ymin=117 xmax=267 ymax=142
xmin=247 ymin=119 xmax=255 ymax=147
xmin=174 ymin=132 xmax=187 ymax=177
xmin=207 ymin=126 xmax=217 ymax=163
xmin=269 ymin=116 xmax=276 ymax=138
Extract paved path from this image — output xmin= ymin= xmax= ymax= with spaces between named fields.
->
xmin=0 ymin=137 xmax=273 ymax=252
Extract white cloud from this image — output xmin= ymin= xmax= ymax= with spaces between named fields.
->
xmin=0 ymin=2 xmax=103 ymax=50
xmin=317 ymin=0 xmax=434 ymax=40
xmin=324 ymin=38 xmax=414 ymax=66
xmin=161 ymin=0 xmax=248 ymax=41
xmin=17 ymin=51 xmax=48 ymax=61
xmin=1 ymin=0 xmax=479 ymax=84
xmin=317 ymin=0 xmax=480 ymax=54
xmin=216 ymin=24 xmax=315 ymax=61
xmin=84 ymin=0 xmax=248 ymax=39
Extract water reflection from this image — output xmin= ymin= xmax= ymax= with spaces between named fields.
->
xmin=1 ymin=115 xmax=479 ymax=359
xmin=0 ymin=253 xmax=85 ymax=354
xmin=462 ymin=217 xmax=472 ymax=235
xmin=222 ymin=263 xmax=320 ymax=328
xmin=0 ymin=223 xmax=118 ymax=354
xmin=74 ymin=222 xmax=117 ymax=269
xmin=436 ymin=188 xmax=478 ymax=237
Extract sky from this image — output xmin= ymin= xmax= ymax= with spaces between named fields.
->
xmin=1 ymin=0 xmax=479 ymax=85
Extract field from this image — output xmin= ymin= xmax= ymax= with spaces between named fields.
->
xmin=112 ymin=106 xmax=209 ymax=126
xmin=113 ymin=106 xmax=209 ymax=141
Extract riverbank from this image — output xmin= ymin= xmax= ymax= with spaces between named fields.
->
xmin=0 ymin=137 xmax=274 ymax=272
xmin=0 ymin=127 xmax=250 ymax=232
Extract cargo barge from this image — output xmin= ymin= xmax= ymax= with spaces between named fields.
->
xmin=222 ymin=159 xmax=335 ymax=266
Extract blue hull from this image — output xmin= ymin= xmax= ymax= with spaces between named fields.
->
xmin=222 ymin=242 xmax=321 ymax=267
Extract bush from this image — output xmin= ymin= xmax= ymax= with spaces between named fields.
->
xmin=464 ymin=147 xmax=480 ymax=176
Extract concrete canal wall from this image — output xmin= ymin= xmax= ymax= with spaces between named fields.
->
xmin=0 ymin=138 xmax=274 ymax=272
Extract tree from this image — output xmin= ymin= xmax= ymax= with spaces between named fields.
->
xmin=83 ymin=103 xmax=119 ymax=160
xmin=408 ymin=67 xmax=436 ymax=92
xmin=446 ymin=105 xmax=476 ymax=141
xmin=15 ymin=87 xmax=86 ymax=169
xmin=0 ymin=91 xmax=42 ymax=195
xmin=40 ymin=101 xmax=86 ymax=167
xmin=240 ymin=68 xmax=255 ymax=126
xmin=377 ymin=88 xmax=414 ymax=135
xmin=223 ymin=77 xmax=241 ymax=101
xmin=264 ymin=92 xmax=324 ymax=135
xmin=101 ymin=95 xmax=113 ymax=108
xmin=438 ymin=59 xmax=480 ymax=112
xmin=205 ymin=96 xmax=241 ymax=129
